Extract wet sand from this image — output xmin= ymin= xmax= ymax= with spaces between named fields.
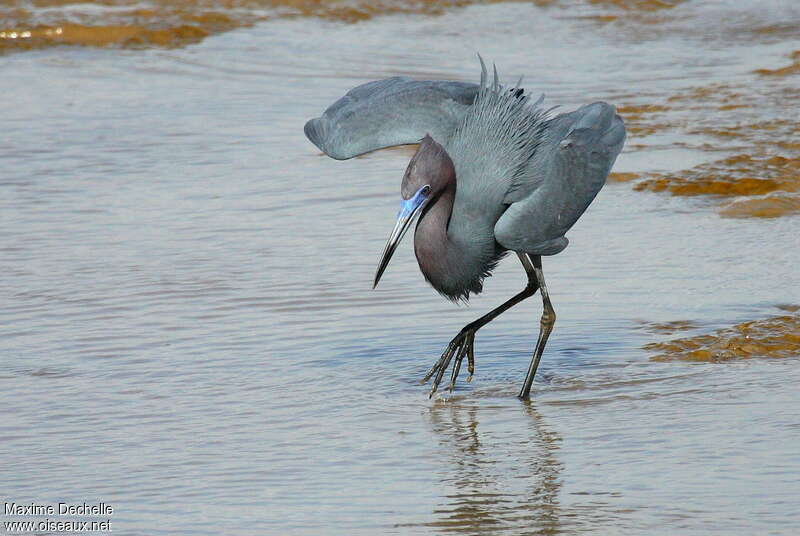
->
xmin=2 ymin=0 xmax=799 ymax=534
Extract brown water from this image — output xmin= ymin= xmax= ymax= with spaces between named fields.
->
xmin=2 ymin=1 xmax=800 ymax=534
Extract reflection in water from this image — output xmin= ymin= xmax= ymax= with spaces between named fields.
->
xmin=423 ymin=400 xmax=563 ymax=535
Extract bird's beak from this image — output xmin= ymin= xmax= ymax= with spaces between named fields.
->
xmin=374 ymin=185 xmax=430 ymax=288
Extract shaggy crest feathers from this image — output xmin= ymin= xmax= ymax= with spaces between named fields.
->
xmin=447 ymin=55 xmax=551 ymax=202
xmin=429 ymin=57 xmax=548 ymax=302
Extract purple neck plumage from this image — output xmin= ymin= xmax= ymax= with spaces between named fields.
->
xmin=414 ymin=170 xmax=489 ymax=301
xmin=405 ymin=136 xmax=498 ymax=301
xmin=414 ymin=176 xmax=456 ymax=276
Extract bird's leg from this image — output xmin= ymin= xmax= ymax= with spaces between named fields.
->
xmin=518 ymin=255 xmax=556 ymax=400
xmin=423 ymin=253 xmax=540 ymax=397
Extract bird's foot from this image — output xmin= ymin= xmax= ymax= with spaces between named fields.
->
xmin=421 ymin=328 xmax=476 ymax=397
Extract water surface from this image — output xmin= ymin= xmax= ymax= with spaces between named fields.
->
xmin=2 ymin=1 xmax=799 ymax=534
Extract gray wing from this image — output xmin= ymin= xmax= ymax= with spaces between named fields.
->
xmin=304 ymin=77 xmax=479 ymax=160
xmin=494 ymin=102 xmax=626 ymax=255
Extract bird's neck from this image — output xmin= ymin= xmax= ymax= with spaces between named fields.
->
xmin=414 ymin=181 xmax=457 ymax=290
xmin=414 ymin=179 xmax=489 ymax=300
xmin=414 ymin=180 xmax=455 ymax=259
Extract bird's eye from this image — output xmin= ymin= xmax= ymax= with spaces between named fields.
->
xmin=421 ymin=185 xmax=431 ymax=195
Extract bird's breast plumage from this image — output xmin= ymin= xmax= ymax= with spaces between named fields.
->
xmin=414 ymin=191 xmax=506 ymax=302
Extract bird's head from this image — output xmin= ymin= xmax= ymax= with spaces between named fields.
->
xmin=401 ymin=134 xmax=455 ymax=199
xmin=374 ymin=135 xmax=455 ymax=288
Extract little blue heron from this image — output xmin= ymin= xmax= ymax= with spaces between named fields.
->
xmin=305 ymin=58 xmax=625 ymax=399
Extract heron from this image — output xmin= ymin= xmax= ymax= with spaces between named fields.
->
xmin=304 ymin=57 xmax=625 ymax=399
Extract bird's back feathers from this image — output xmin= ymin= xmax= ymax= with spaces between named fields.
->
xmin=494 ymin=101 xmax=625 ymax=254
xmin=446 ymin=58 xmax=551 ymax=214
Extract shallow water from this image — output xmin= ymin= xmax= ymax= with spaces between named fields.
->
xmin=2 ymin=1 xmax=800 ymax=534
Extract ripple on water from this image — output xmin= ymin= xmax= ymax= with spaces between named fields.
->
xmin=3 ymin=0 xmax=800 ymax=534
xmin=633 ymin=154 xmax=800 ymax=197
xmin=643 ymin=308 xmax=800 ymax=362
xmin=0 ymin=0 xmax=555 ymax=54
xmin=754 ymin=49 xmax=800 ymax=77
xmin=615 ymin=74 xmax=800 ymax=217
xmin=720 ymin=192 xmax=800 ymax=219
